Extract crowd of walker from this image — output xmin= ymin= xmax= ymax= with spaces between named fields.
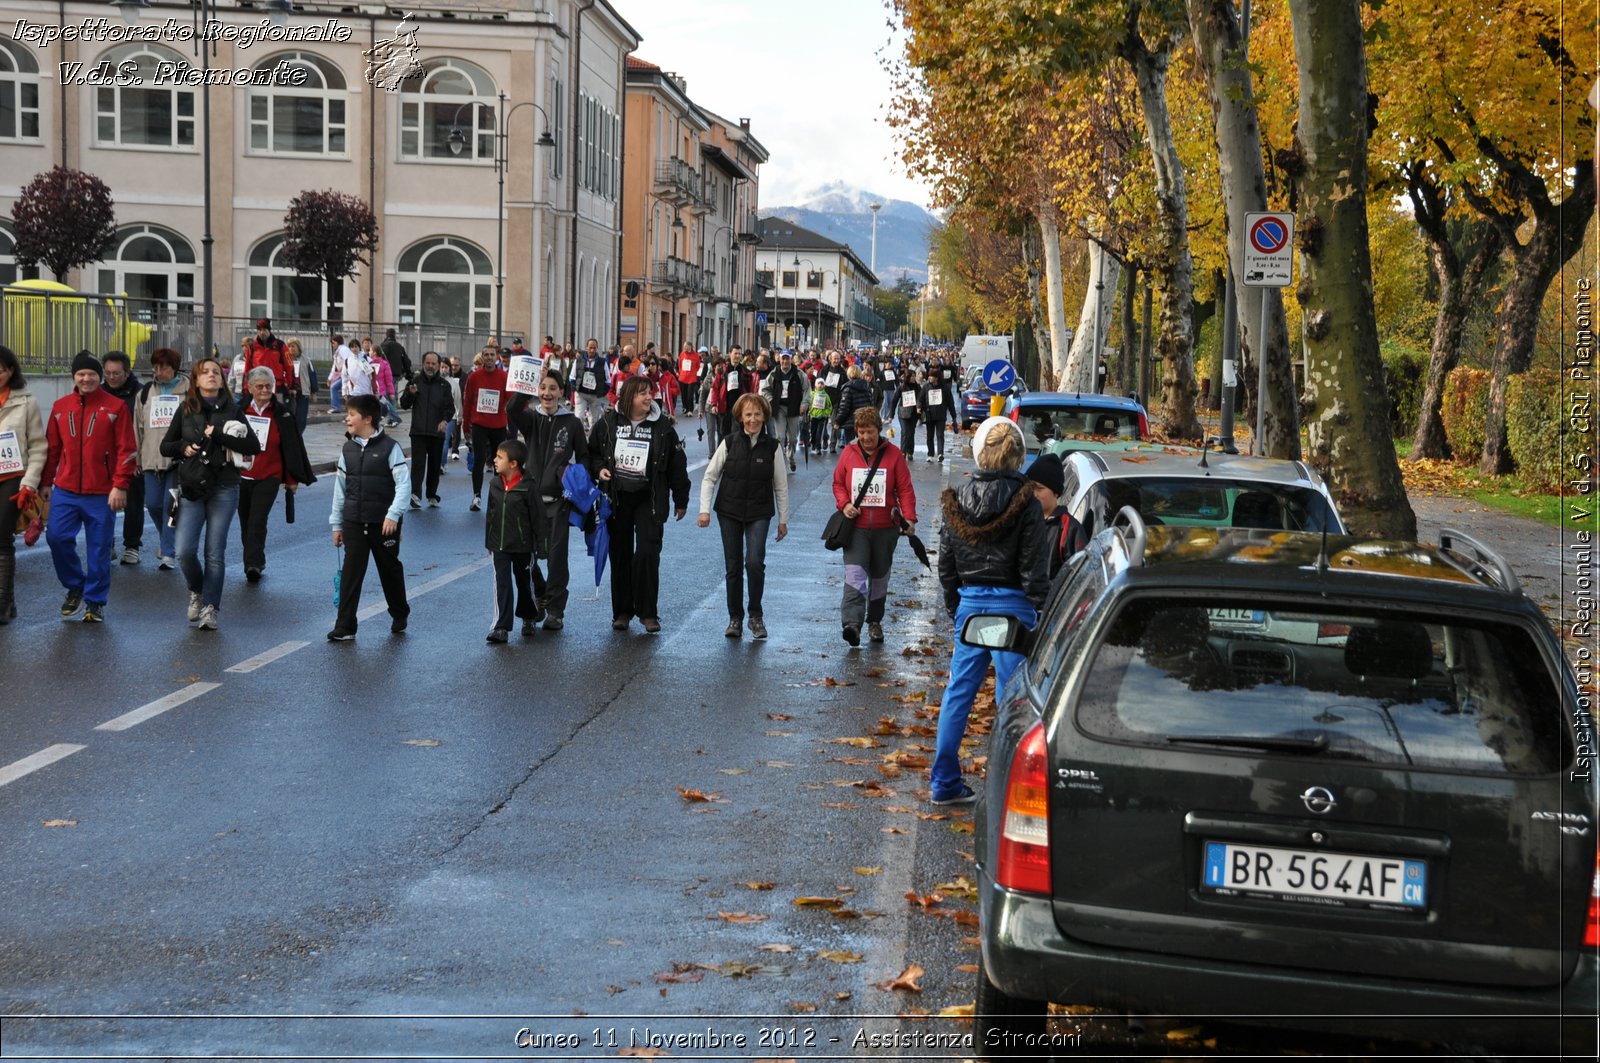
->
xmin=0 ymin=326 xmax=1076 ymax=803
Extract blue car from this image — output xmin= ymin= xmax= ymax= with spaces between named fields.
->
xmin=1004 ymin=391 xmax=1148 ymax=469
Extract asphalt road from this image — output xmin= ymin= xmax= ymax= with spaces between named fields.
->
xmin=0 ymin=428 xmax=991 ymax=1059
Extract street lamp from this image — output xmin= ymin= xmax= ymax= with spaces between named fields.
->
xmin=793 ymin=257 xmax=817 ymax=352
xmin=447 ymin=93 xmax=555 ymax=342
xmin=112 ymin=0 xmax=292 ymax=356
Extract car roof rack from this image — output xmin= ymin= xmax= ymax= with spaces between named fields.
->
xmin=1111 ymin=505 xmax=1148 ymax=567
xmin=1438 ymin=528 xmax=1522 ymax=596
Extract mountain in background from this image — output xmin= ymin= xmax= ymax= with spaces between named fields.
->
xmin=762 ymin=182 xmax=939 ymax=286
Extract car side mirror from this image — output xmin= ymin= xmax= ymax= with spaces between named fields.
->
xmin=960 ymin=613 xmax=1031 ymax=654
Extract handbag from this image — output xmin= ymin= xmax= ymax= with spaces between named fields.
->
xmin=822 ymin=443 xmax=887 ymax=552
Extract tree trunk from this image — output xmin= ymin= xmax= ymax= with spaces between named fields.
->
xmin=1119 ymin=263 xmax=1138 ymax=394
xmin=1037 ymin=207 xmax=1071 ymax=387
xmin=1122 ymin=26 xmax=1201 ymax=440
xmin=1065 ymin=236 xmax=1121 ymax=392
xmin=1023 ymin=218 xmax=1052 ymax=388
xmin=1477 ymin=158 xmax=1596 ymax=473
xmin=1289 ymin=0 xmax=1415 ymax=538
xmin=1409 ymin=219 xmax=1502 ymax=460
xmin=1187 ymin=0 xmax=1298 ymax=457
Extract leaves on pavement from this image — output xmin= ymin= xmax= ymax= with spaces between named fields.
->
xmin=41 ymin=819 xmax=78 ymax=828
xmin=817 ymin=949 xmax=863 ymax=964
xmin=401 ymin=739 xmax=442 ymax=747
xmin=677 ymin=786 xmax=727 ymax=803
xmin=715 ymin=911 xmax=767 ymax=925
xmin=875 ymin=963 xmax=925 ymax=993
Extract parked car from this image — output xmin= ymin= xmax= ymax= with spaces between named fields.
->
xmin=1058 ymin=445 xmax=1346 ymax=539
xmin=965 ymin=518 xmax=1598 ymax=1057
xmin=961 ymin=376 xmax=1028 ymax=428
xmin=1005 ymin=391 xmax=1148 ymax=468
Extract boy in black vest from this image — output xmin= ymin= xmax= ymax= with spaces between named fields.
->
xmin=328 ymin=395 xmax=411 ymax=641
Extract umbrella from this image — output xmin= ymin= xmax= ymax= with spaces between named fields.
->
xmin=892 ymin=508 xmax=930 ymax=569
xmin=585 ymin=493 xmax=613 ymax=586
xmin=562 ymin=463 xmax=600 ymax=526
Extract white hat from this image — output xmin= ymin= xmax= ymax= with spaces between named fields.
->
xmin=697 ymin=346 xmax=708 ymax=354
xmin=970 ymin=415 xmax=1021 ymax=462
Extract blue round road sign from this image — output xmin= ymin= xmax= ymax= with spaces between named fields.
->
xmin=983 ymin=359 xmax=1016 ymax=393
xmin=1249 ymin=216 xmax=1290 ymax=255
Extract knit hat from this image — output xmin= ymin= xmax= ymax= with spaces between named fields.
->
xmin=255 ymin=317 xmax=271 ymax=329
xmin=71 ymin=350 xmax=103 ymax=379
xmin=1025 ymin=452 xmax=1066 ymax=497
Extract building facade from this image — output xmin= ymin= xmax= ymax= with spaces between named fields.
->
xmin=0 ymin=0 xmax=639 ymax=357
xmin=619 ymin=58 xmax=764 ymax=358
xmin=754 ymin=217 xmax=881 ymax=351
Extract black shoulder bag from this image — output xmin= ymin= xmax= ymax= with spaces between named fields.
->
xmin=821 ymin=444 xmax=886 ymax=552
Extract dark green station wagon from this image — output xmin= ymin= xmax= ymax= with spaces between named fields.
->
xmin=964 ymin=515 xmax=1598 ymax=1057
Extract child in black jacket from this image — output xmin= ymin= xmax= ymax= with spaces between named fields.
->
xmin=484 ymin=439 xmax=545 ymax=643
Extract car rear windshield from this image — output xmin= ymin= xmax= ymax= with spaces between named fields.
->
xmin=1094 ymin=478 xmax=1341 ymax=532
xmin=1074 ymin=598 xmax=1568 ymax=775
xmin=1018 ymin=407 xmax=1140 ymax=451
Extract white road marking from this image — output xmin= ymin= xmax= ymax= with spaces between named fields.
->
xmin=224 ymin=640 xmax=311 ymax=674
xmin=356 ymin=555 xmax=493 ymax=621
xmin=0 ymin=745 xmax=87 ymax=788
xmin=94 ymin=683 xmax=222 ymax=733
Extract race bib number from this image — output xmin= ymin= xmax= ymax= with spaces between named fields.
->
xmin=507 ymin=355 xmax=544 ymax=396
xmin=0 ymin=430 xmax=22 ymax=477
xmin=780 ymin=381 xmax=790 ymax=400
xmin=901 ymin=392 xmax=917 ymax=409
xmin=616 ymin=437 xmax=650 ymax=475
xmin=292 ymin=358 xmax=302 ymax=382
xmin=825 ymin=372 xmax=842 ymax=389
xmin=928 ymin=389 xmax=944 ymax=406
xmin=246 ymin=415 xmax=272 ymax=453
xmin=582 ymin=372 xmax=598 ymax=392
xmin=681 ymin=356 xmax=694 ymax=374
xmin=148 ymin=394 xmax=180 ymax=430
xmin=885 ymin=368 xmax=896 ymax=381
xmin=811 ymin=390 xmax=827 ymax=412
xmin=851 ymin=467 xmax=888 ymax=508
xmin=726 ymin=374 xmax=740 ymax=393
xmin=476 ymin=389 xmax=501 ymax=415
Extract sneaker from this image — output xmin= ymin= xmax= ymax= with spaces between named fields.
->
xmin=245 ymin=567 xmax=263 ymax=583
xmin=543 ymin=613 xmax=564 ymax=631
xmin=927 ymin=455 xmax=935 ymax=463
xmin=612 ymin=616 xmax=630 ymax=631
xmin=931 ymin=783 xmax=978 ymax=806
xmin=391 ymin=613 xmax=409 ymax=634
xmin=789 ymin=456 xmax=796 ymax=472
xmin=642 ymin=617 xmax=662 ymax=634
xmin=748 ymin=617 xmax=768 ymax=640
xmin=470 ymin=496 xmax=481 ymax=512
xmin=842 ymin=624 xmax=861 ymax=647
xmin=725 ymin=617 xmax=743 ymax=639
xmin=82 ymin=604 xmax=104 ymax=623
xmin=326 ymin=629 xmax=355 ymax=642
xmin=158 ymin=554 xmax=176 ymax=570
xmin=521 ymin=619 xmax=538 ymax=637
xmin=532 ymin=598 xmax=548 ymax=623
xmin=120 ymin=547 xmax=140 ymax=565
xmin=428 ymin=497 xmax=441 ymax=508
xmin=868 ymin=622 xmax=884 ymax=643
xmin=409 ymin=495 xmax=422 ymax=510
xmin=451 ymin=450 xmax=462 ymax=461
xmin=196 ymin=604 xmax=219 ymax=631
xmin=187 ymin=591 xmax=203 ymax=622
xmin=60 ymin=590 xmax=83 ymax=617
xmin=486 ymin=628 xmax=509 ymax=644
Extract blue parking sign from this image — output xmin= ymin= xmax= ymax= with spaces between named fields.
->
xmin=983 ymin=359 xmax=1016 ymax=393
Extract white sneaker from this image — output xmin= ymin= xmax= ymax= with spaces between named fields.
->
xmin=197 ymin=604 xmax=219 ymax=631
xmin=926 ymin=455 xmax=934 ymax=463
xmin=120 ymin=547 xmax=140 ymax=565
xmin=187 ymin=591 xmax=203 ymax=622
xmin=158 ymin=554 xmax=176 ymax=570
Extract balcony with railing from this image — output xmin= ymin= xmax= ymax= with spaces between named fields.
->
xmin=652 ymin=256 xmax=714 ymax=297
xmin=652 ymin=156 xmax=713 ymax=211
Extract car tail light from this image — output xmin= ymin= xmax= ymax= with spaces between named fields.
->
xmin=1317 ymin=622 xmax=1352 ymax=640
xmin=1008 ymin=407 xmax=1020 ymax=423
xmin=1137 ymin=411 xmax=1149 ymax=437
xmin=1585 ymin=850 xmax=1600 ymax=949
xmin=996 ymin=722 xmax=1051 ymax=896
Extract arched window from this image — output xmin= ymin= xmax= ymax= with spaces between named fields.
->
xmin=0 ymin=37 xmax=41 ymax=142
xmin=96 ymin=224 xmax=196 ymax=307
xmin=248 ymin=52 xmax=347 ymax=156
xmin=94 ymin=44 xmax=195 ymax=149
xmin=399 ymin=57 xmax=495 ymax=162
xmin=247 ymin=233 xmax=344 ymax=324
xmin=0 ymin=220 xmax=17 ymax=285
xmin=397 ymin=237 xmax=492 ymax=331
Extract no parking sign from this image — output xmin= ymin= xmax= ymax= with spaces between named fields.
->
xmin=1242 ymin=212 xmax=1294 ymax=287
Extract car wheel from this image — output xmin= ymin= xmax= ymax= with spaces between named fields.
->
xmin=974 ymin=955 xmax=1048 ymax=1061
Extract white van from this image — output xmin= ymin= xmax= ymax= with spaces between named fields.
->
xmin=960 ymin=334 xmax=1012 ymax=365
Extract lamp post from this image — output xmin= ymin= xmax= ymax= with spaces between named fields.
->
xmin=793 ymin=257 xmax=818 ymax=352
xmin=113 ymin=0 xmax=294 ymax=355
xmin=448 ymin=93 xmax=554 ymax=343
xmin=868 ymin=203 xmax=881 ymax=275
xmin=708 ymin=224 xmax=735 ymax=349
xmin=641 ymin=196 xmax=685 ymax=354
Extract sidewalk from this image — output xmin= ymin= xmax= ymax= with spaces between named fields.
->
xmin=301 ymin=407 xmax=416 ymax=475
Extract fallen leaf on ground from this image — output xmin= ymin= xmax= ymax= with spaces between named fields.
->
xmin=956 ymin=963 xmax=979 ymax=973
xmin=41 ymin=819 xmax=78 ymax=828
xmin=834 ymin=991 xmax=852 ymax=1001
xmin=817 ymin=949 xmax=863 ymax=964
xmin=759 ymin=943 xmax=793 ymax=953
xmin=821 ymin=801 xmax=857 ymax=809
xmin=939 ymin=1003 xmax=975 ymax=1017
xmin=792 ymin=896 xmax=846 ymax=909
xmin=905 ymin=891 xmax=946 ymax=909
xmin=830 ymin=755 xmax=874 ymax=766
xmin=876 ymin=960 xmax=928 ymax=998
xmin=677 ymin=787 xmax=726 ymax=803
xmin=854 ymin=866 xmax=883 ymax=876
xmin=744 ymin=880 xmax=776 ymax=891
xmin=898 ymin=1007 xmax=931 ymax=1018
xmin=653 ymin=963 xmax=703 ymax=984
xmin=716 ymin=911 xmax=767 ymax=925
xmin=401 ymin=739 xmax=441 ymax=747
xmin=822 ymin=677 xmax=856 ymax=687
xmin=949 ymin=820 xmax=974 ymax=834
xmin=826 ymin=736 xmax=881 ymax=749
xmin=853 ymin=780 xmax=894 ymax=797
xmin=934 ymin=876 xmax=977 ymax=901
xmin=881 ymin=826 xmax=907 ymax=834
xmin=765 ymin=731 xmax=796 ymax=737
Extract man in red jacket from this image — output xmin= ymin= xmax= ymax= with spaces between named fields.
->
xmin=676 ymin=344 xmax=702 ymax=415
xmin=243 ymin=317 xmax=296 ymax=396
xmin=42 ymin=351 xmax=138 ymax=621
xmin=461 ymin=351 xmax=510 ymax=512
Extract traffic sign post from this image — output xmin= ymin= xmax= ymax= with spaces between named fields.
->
xmin=982 ymin=358 xmax=1016 ymax=393
xmin=1241 ymin=211 xmax=1294 ymax=454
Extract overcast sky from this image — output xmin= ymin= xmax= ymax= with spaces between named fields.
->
xmin=623 ymin=0 xmax=931 ymax=210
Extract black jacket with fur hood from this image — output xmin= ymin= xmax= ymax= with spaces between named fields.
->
xmin=937 ymin=470 xmax=1050 ymax=614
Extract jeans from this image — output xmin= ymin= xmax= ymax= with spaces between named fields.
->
xmin=840 ymin=525 xmax=899 ymax=628
xmin=770 ymin=411 xmax=800 ymax=463
xmin=175 ymin=484 xmax=240 ymax=609
xmin=142 ymin=469 xmax=178 ymax=559
xmin=45 ymin=489 xmax=114 ymax=605
xmin=704 ymin=408 xmax=723 ymax=459
xmin=294 ymin=395 xmax=310 ymax=435
xmin=330 ymin=378 xmax=343 ymax=412
xmin=444 ymin=419 xmax=459 ymax=455
xmin=931 ymin=586 xmax=1038 ymax=798
xmin=717 ymin=514 xmax=770 ymax=620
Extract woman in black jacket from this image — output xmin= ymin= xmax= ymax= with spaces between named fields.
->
xmin=509 ymin=371 xmax=590 ymax=630
xmin=833 ymin=365 xmax=873 ymax=446
xmin=890 ymin=366 xmax=923 ymax=457
xmin=588 ymin=375 xmax=690 ymax=633
xmin=930 ymin=416 xmax=1048 ymax=804
xmin=916 ymin=367 xmax=954 ymax=463
xmin=159 ymin=357 xmax=260 ymax=631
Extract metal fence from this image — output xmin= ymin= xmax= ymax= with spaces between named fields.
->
xmin=1 ymin=284 xmax=492 ymax=373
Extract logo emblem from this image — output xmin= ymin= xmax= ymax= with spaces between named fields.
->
xmin=1300 ymin=786 xmax=1337 ymax=815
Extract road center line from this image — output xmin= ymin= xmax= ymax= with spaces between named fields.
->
xmin=356 ymin=555 xmax=494 ymax=622
xmin=94 ymin=683 xmax=222 ymax=733
xmin=224 ymin=640 xmax=311 ymax=674
xmin=0 ymin=744 xmax=88 ymax=788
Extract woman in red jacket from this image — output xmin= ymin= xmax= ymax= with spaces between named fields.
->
xmin=461 ymin=350 xmax=509 ymax=511
xmin=830 ymin=407 xmax=917 ymax=647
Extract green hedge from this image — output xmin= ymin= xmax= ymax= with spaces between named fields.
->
xmin=1381 ymin=339 xmax=1428 ymax=438
xmin=1506 ymin=369 xmax=1564 ymax=492
xmin=1441 ymin=366 xmax=1490 ymax=463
